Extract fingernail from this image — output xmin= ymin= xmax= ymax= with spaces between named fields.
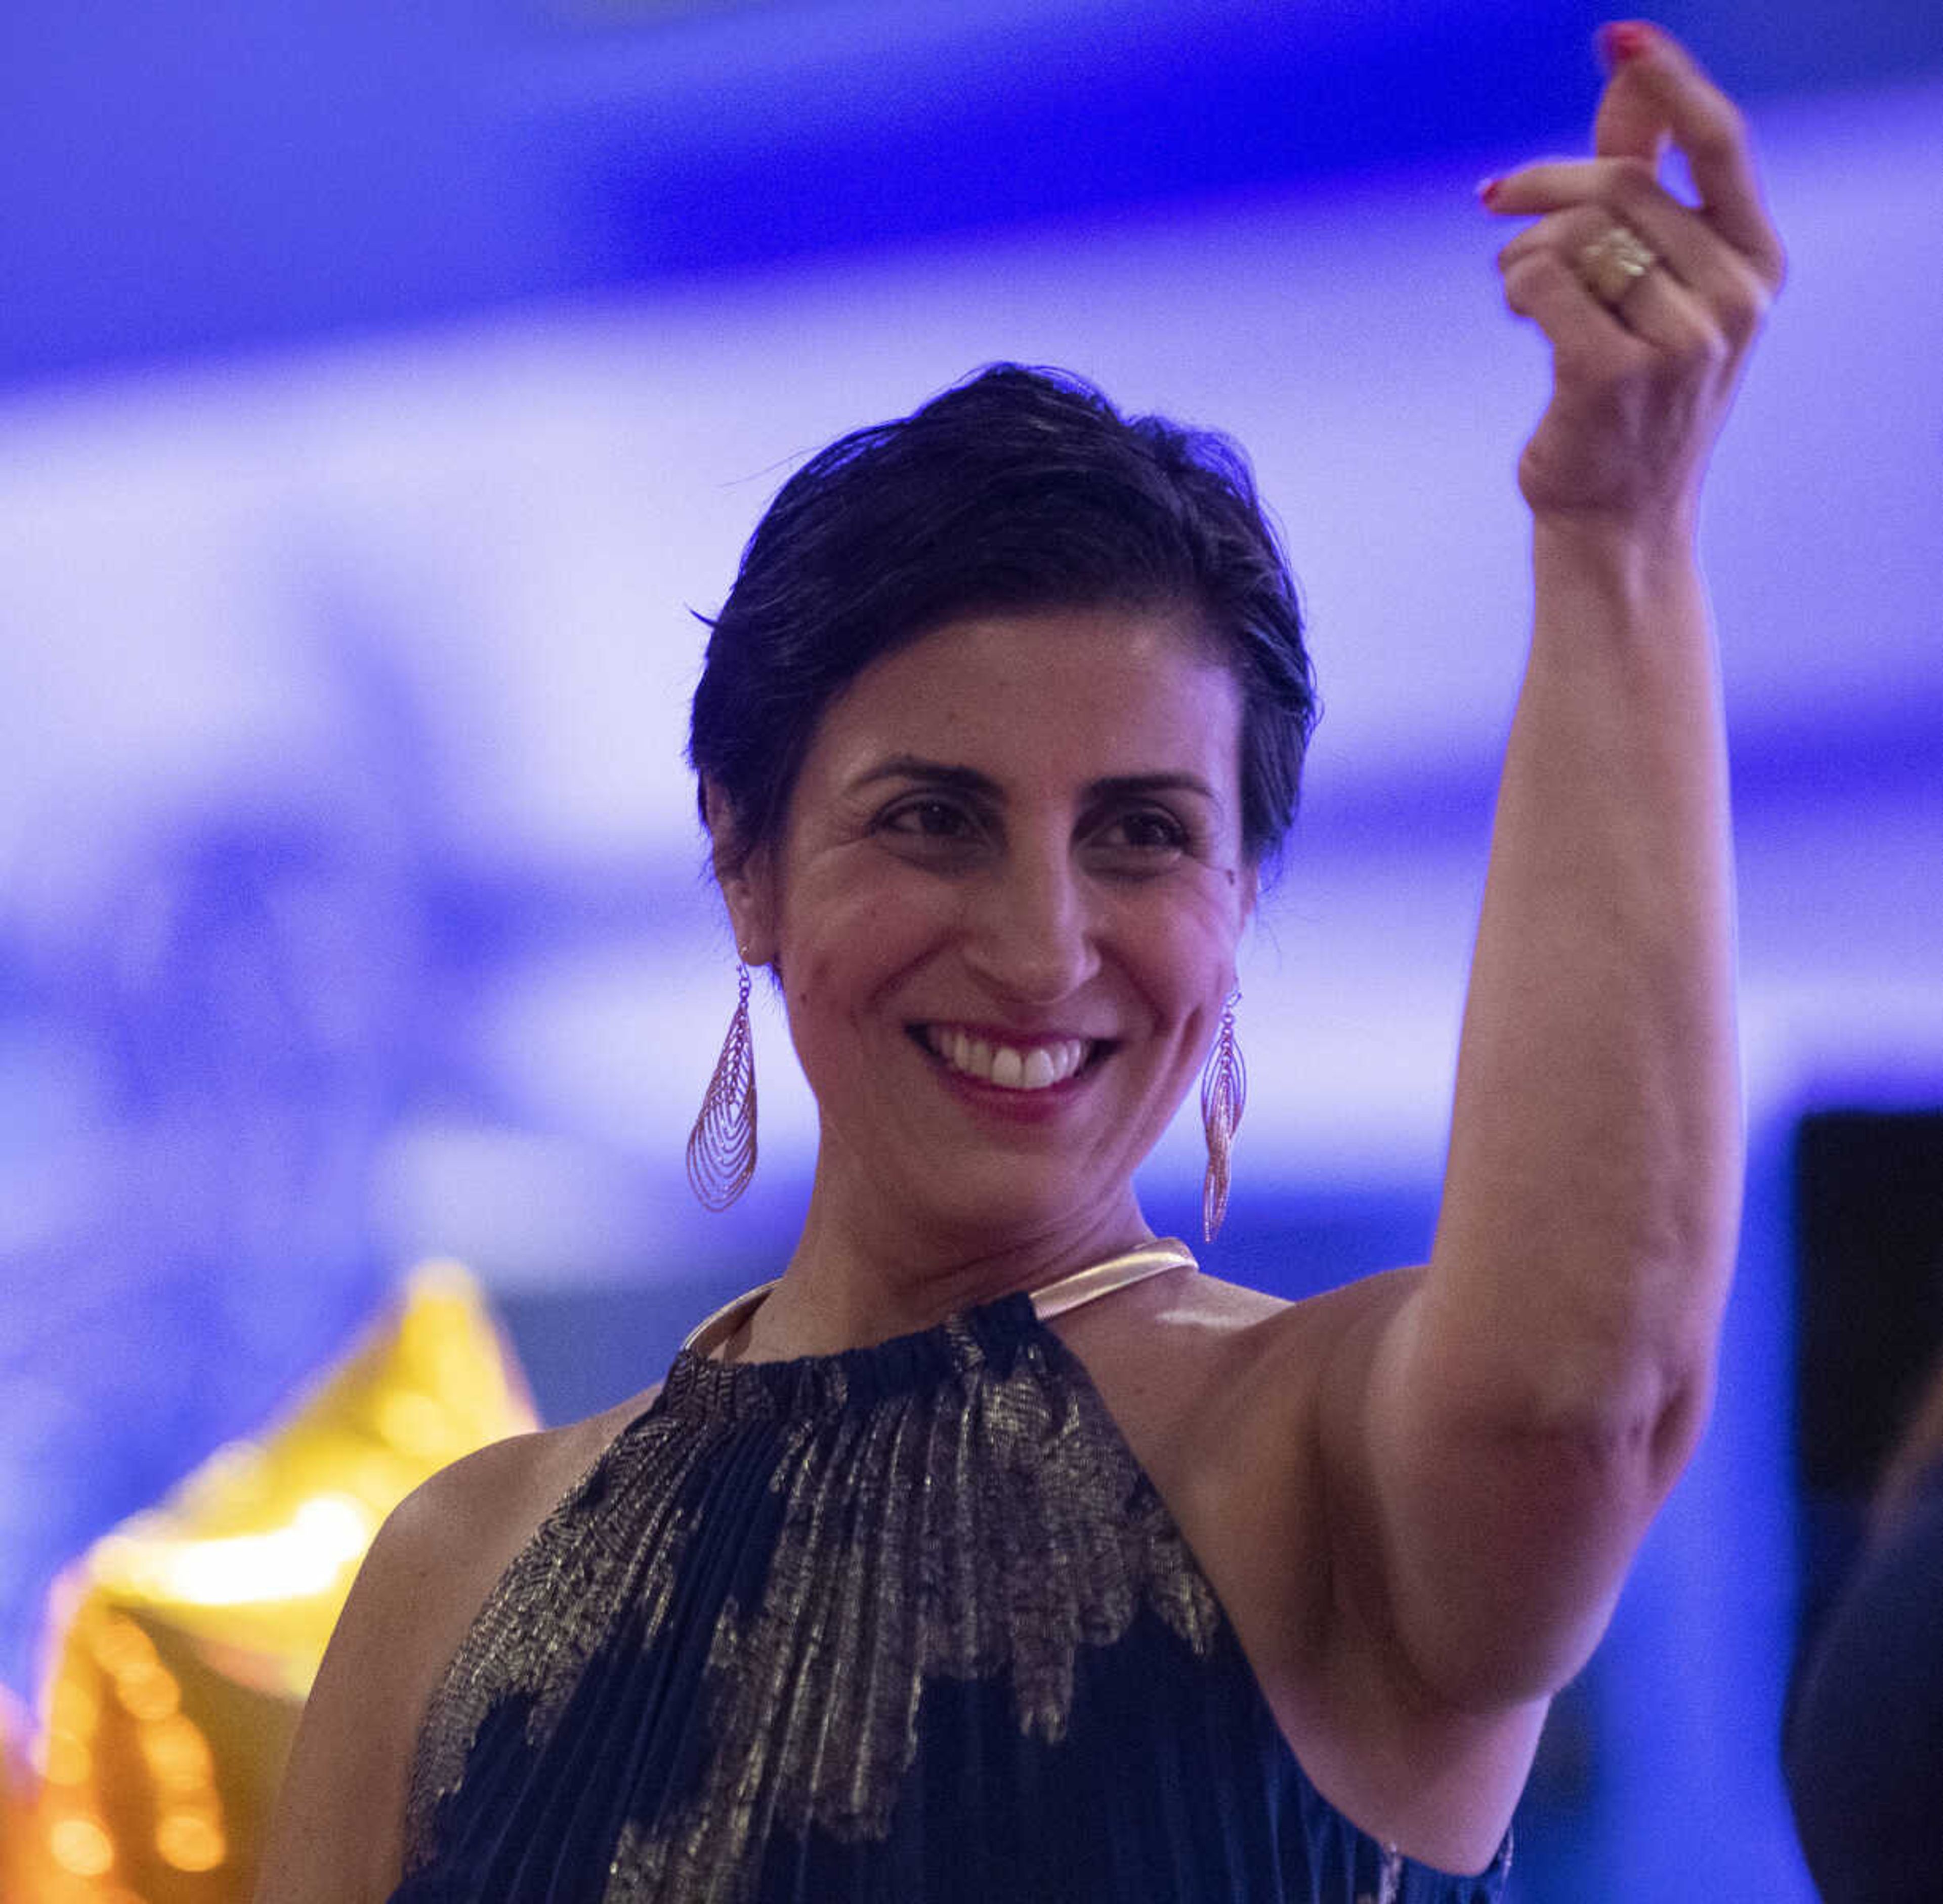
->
xmin=1598 ymin=20 xmax=1655 ymax=65
xmin=1475 ymin=176 xmax=1503 ymax=207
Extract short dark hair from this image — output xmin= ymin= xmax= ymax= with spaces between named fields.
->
xmin=689 ymin=363 xmax=1319 ymax=876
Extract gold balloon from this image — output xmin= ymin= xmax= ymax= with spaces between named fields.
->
xmin=12 ymin=1260 xmax=538 ymax=1901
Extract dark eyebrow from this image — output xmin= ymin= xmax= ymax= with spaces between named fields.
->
xmin=847 ymin=756 xmax=1004 ymax=799
xmin=1086 ymin=772 xmax=1220 ymax=807
xmin=847 ymin=755 xmax=1220 ymax=808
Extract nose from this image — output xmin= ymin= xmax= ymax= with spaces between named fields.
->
xmin=960 ymin=839 xmax=1099 ymax=1006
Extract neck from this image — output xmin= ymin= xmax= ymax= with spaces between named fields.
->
xmin=743 ymin=1157 xmax=1158 ymax=1358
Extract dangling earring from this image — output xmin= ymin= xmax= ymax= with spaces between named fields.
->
xmin=1200 ymin=988 xmax=1246 ymax=1243
xmin=687 ymin=957 xmax=757 ymax=1210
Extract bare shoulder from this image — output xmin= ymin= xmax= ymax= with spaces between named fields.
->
xmin=1054 ymin=1260 xmax=1421 ymax=1455
xmin=254 ymin=1385 xmax=661 ymax=1903
xmin=1047 ymin=1263 xmax=1424 ymax=1636
xmin=1054 ymin=1265 xmax=1538 ymax=1857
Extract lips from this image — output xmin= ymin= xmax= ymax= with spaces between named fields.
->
xmin=916 ymin=1025 xmax=1101 ymax=1092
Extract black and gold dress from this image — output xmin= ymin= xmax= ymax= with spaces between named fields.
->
xmin=392 ymin=1245 xmax=1511 ymax=1903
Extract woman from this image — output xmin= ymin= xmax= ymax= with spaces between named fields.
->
xmin=260 ymin=21 xmax=1783 ymax=1901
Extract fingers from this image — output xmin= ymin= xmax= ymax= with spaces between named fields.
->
xmin=1480 ymin=24 xmax=1780 ymax=519
xmin=1489 ymin=159 xmax=1774 ymax=344
xmin=1590 ymin=23 xmax=1670 ymax=167
xmin=1589 ymin=21 xmax=1785 ymax=287
xmin=1591 ymin=23 xmax=1671 ymax=166
xmin=1498 ymin=239 xmax=1652 ymax=374
xmin=1482 ymin=20 xmax=1787 ymax=350
xmin=1500 ymin=204 xmax=1728 ymax=363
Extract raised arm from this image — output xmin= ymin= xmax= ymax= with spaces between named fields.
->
xmin=1345 ymin=22 xmax=1784 ymax=1710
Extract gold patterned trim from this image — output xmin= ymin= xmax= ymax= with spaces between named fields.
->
xmin=402 ymin=1295 xmax=1224 ymax=1892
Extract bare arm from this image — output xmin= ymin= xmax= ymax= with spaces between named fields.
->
xmin=254 ymin=1403 xmax=641 ymax=1902
xmin=254 ymin=1481 xmax=463 ymax=1903
xmin=1343 ymin=23 xmax=1785 ymax=1709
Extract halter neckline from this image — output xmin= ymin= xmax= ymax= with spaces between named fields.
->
xmin=679 ymin=1237 xmax=1198 ymax=1362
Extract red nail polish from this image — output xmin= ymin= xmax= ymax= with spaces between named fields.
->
xmin=1599 ymin=20 xmax=1654 ymax=64
xmin=1476 ymin=176 xmax=1503 ymax=207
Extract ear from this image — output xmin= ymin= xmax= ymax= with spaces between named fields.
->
xmin=701 ymin=779 xmax=779 ymax=968
xmin=1237 ymin=859 xmax=1260 ymax=932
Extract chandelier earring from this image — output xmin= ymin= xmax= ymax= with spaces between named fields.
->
xmin=687 ymin=954 xmax=757 ymax=1211
xmin=1199 ymin=988 xmax=1246 ymax=1243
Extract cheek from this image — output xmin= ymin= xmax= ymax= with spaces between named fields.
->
xmin=778 ymin=874 xmax=953 ymax=1019
xmin=1118 ymin=887 xmax=1244 ymax=1005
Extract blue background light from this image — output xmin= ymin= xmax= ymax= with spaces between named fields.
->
xmin=4 ymin=3 xmax=1941 ymax=1894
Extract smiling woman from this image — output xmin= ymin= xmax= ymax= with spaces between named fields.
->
xmin=716 ymin=602 xmax=1260 ymax=1308
xmin=256 ymin=22 xmax=1784 ymax=1904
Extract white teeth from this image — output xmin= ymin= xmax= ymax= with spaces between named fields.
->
xmin=928 ymin=1029 xmax=1090 ymax=1091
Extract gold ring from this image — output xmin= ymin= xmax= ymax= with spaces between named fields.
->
xmin=1577 ymin=224 xmax=1657 ymax=307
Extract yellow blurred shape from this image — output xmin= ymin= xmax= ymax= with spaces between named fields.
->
xmin=139 ymin=1715 xmax=215 ymax=1791
xmin=375 ymin=1387 xmax=456 ymax=1459
xmin=7 ymin=1260 xmax=537 ymax=1902
xmin=46 ymin=1729 xmax=94 ymax=1786
xmin=155 ymin=1809 xmax=226 ymax=1872
xmin=116 ymin=1667 xmax=183 ymax=1727
xmin=49 ymin=1813 xmax=116 ymax=1876
xmin=91 ymin=1618 xmax=159 ymax=1680
xmin=51 ymin=1676 xmax=102 ymax=1736
xmin=101 ymin=1495 xmax=377 ymax=1611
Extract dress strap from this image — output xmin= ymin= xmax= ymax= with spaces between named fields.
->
xmin=680 ymin=1238 xmax=1196 ymax=1361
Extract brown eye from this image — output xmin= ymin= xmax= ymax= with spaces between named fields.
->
xmin=878 ymin=798 xmax=979 ymax=843
xmin=1103 ymin=809 xmax=1189 ymax=852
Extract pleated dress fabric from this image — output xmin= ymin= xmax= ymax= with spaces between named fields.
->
xmin=391 ymin=1290 xmax=1511 ymax=1904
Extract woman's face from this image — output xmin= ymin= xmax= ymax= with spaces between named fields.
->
xmin=726 ymin=603 xmax=1255 ymax=1252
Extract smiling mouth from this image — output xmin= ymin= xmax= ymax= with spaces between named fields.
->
xmin=913 ymin=1025 xmax=1106 ymax=1092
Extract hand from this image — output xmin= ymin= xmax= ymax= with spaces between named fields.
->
xmin=1482 ymin=21 xmax=1785 ymax=534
